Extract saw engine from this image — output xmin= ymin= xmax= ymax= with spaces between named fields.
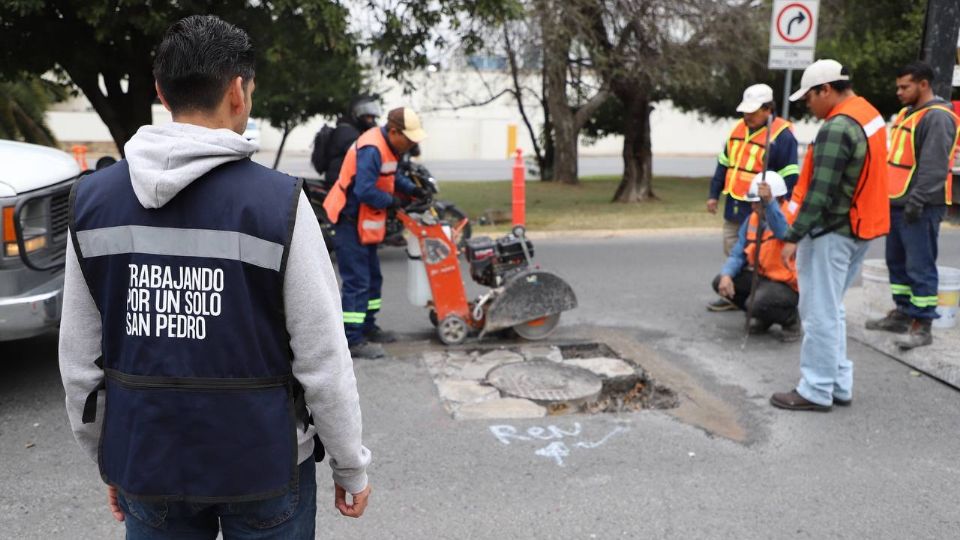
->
xmin=464 ymin=234 xmax=535 ymax=287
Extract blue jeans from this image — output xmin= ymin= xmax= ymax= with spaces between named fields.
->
xmin=118 ymin=458 xmax=317 ymax=540
xmin=886 ymin=205 xmax=946 ymax=319
xmin=795 ymin=233 xmax=871 ymax=406
xmin=333 ymin=220 xmax=383 ymax=345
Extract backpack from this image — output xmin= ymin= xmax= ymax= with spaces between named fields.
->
xmin=311 ymin=124 xmax=335 ymax=176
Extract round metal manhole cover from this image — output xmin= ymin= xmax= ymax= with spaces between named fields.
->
xmin=486 ymin=360 xmax=602 ymax=404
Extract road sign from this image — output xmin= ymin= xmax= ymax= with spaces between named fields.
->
xmin=769 ymin=0 xmax=820 ymax=70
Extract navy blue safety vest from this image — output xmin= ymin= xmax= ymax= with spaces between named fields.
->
xmin=70 ymin=158 xmax=304 ymax=503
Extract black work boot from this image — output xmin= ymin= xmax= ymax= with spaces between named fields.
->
xmin=364 ymin=325 xmax=398 ymax=343
xmin=349 ymin=341 xmax=386 ymax=359
xmin=707 ymin=297 xmax=738 ymax=312
xmin=895 ymin=319 xmax=933 ymax=350
xmin=865 ymin=309 xmax=911 ymax=333
xmin=779 ymin=312 xmax=802 ymax=343
xmin=748 ymin=318 xmax=772 ymax=335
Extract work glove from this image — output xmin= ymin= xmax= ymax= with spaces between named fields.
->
xmin=410 ymin=187 xmax=429 ymax=201
xmin=904 ymin=201 xmax=923 ymax=225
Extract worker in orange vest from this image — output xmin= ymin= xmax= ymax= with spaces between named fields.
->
xmin=323 ymin=107 xmax=428 ymax=358
xmin=771 ymin=60 xmax=890 ymax=412
xmin=706 ymin=83 xmax=799 ymax=312
xmin=711 ymin=172 xmax=801 ymax=341
xmin=865 ymin=61 xmax=960 ymax=350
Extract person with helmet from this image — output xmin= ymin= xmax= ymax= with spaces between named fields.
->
xmin=706 ymin=83 xmax=799 ymax=312
xmin=315 ymin=96 xmax=383 ymax=182
xmin=865 ymin=61 xmax=960 ymax=350
xmin=771 ymin=60 xmax=890 ymax=412
xmin=323 ymin=107 xmax=429 ymax=359
xmin=711 ymin=172 xmax=802 ymax=341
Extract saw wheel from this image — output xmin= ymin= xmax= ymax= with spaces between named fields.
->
xmin=438 ymin=314 xmax=469 ymax=345
xmin=512 ymin=313 xmax=561 ymax=340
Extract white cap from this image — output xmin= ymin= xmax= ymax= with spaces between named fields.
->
xmin=789 ymin=59 xmax=849 ymax=102
xmin=736 ymin=84 xmax=775 ymax=113
xmin=745 ymin=171 xmax=788 ymax=202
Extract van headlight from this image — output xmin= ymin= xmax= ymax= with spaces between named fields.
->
xmin=3 ymin=202 xmax=49 ymax=258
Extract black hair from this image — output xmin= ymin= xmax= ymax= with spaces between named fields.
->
xmin=897 ymin=61 xmax=935 ymax=83
xmin=153 ymin=15 xmax=255 ymax=113
xmin=761 ymin=100 xmax=777 ymax=113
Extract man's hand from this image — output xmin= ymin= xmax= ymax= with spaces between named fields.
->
xmin=107 ymin=486 xmax=124 ymax=522
xmin=758 ymin=182 xmax=773 ymax=204
xmin=904 ymin=202 xmax=923 ymax=225
xmin=781 ymin=242 xmax=798 ymax=269
xmin=410 ymin=187 xmax=429 ymax=201
xmin=706 ymin=198 xmax=719 ymax=214
xmin=717 ymin=275 xmax=735 ymax=299
xmin=388 ymin=196 xmax=403 ymax=210
xmin=335 ymin=484 xmax=371 ymax=518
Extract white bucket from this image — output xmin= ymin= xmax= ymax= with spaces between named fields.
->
xmin=934 ymin=266 xmax=960 ymax=329
xmin=861 ymin=259 xmax=894 ymax=319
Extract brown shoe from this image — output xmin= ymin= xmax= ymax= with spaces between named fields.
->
xmin=833 ymin=396 xmax=852 ymax=406
xmin=770 ymin=390 xmax=832 ymax=412
xmin=895 ymin=319 xmax=933 ymax=350
xmin=865 ymin=309 xmax=910 ymax=333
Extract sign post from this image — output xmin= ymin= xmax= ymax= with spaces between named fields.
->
xmin=768 ymin=0 xmax=820 ymax=117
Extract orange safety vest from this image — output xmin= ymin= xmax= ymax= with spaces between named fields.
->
xmin=887 ymin=104 xmax=960 ymax=204
xmin=722 ymin=117 xmax=793 ymax=201
xmin=744 ymin=200 xmax=801 ymax=291
xmin=791 ymin=96 xmax=890 ymax=240
xmin=322 ymin=127 xmax=398 ymax=245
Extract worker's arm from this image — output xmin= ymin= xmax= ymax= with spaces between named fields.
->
xmin=909 ymin=107 xmax=956 ymax=208
xmin=709 ymin=145 xmax=729 ymax=200
xmin=771 ymin=129 xmax=800 ymax=197
xmin=720 ymin=219 xmax=750 ymax=277
xmin=58 ymin=237 xmax=104 ymax=464
xmin=353 ymin=146 xmax=396 ymax=209
xmin=764 ymin=199 xmax=789 ymax=239
xmin=393 ymin=166 xmax=418 ymax=196
xmin=285 ymin=191 xmax=371 ymax=496
xmin=784 ymin=118 xmax=853 ymax=242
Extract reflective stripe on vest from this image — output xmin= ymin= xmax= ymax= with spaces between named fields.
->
xmin=887 ymin=105 xmax=960 ymax=204
xmin=791 ymin=96 xmax=890 ymax=240
xmin=743 ymin=200 xmax=801 ymax=291
xmin=722 ymin=117 xmax=793 ymax=201
xmin=321 ymin=127 xmax=398 ymax=245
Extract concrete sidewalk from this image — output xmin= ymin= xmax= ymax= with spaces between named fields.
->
xmin=846 ymin=286 xmax=960 ymax=389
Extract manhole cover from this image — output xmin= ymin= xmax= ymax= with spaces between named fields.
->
xmin=487 ymin=360 xmax=602 ymax=404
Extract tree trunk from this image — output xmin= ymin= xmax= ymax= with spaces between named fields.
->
xmin=66 ymin=68 xmax=155 ymax=157
xmin=921 ymin=0 xmax=960 ymax=99
xmin=538 ymin=0 xmax=579 ymax=185
xmin=273 ymin=124 xmax=291 ymax=169
xmin=613 ymin=94 xmax=655 ymax=203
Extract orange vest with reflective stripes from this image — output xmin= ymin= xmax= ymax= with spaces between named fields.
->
xmin=322 ymin=127 xmax=398 ymax=245
xmin=887 ymin=104 xmax=960 ymax=204
xmin=722 ymin=117 xmax=793 ymax=200
xmin=744 ymin=200 xmax=801 ymax=291
xmin=791 ymin=96 xmax=890 ymax=240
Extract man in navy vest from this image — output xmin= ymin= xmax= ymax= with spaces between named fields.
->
xmin=58 ymin=16 xmax=371 ymax=538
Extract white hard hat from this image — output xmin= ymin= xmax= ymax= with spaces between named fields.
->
xmin=745 ymin=171 xmax=788 ymax=202
xmin=789 ymin=59 xmax=849 ymax=102
xmin=736 ymin=84 xmax=774 ymax=113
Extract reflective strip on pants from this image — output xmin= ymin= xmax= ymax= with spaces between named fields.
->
xmin=343 ymin=312 xmax=366 ymax=324
xmin=367 ymin=298 xmax=382 ymax=311
xmin=910 ymin=295 xmax=939 ymax=308
xmin=890 ymin=283 xmax=912 ymax=296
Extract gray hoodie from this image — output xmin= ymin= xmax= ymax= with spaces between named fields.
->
xmin=58 ymin=122 xmax=371 ymax=495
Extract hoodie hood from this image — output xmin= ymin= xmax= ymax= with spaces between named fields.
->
xmin=124 ymin=122 xmax=259 ymax=209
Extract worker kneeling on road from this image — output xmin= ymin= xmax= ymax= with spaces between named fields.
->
xmin=323 ymin=107 xmax=428 ymax=359
xmin=711 ymin=172 xmax=802 ymax=342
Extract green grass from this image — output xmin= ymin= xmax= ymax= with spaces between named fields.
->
xmin=438 ymin=175 xmax=725 ymax=231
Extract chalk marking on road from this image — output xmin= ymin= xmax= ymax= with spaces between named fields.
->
xmin=490 ymin=423 xmax=627 ymax=466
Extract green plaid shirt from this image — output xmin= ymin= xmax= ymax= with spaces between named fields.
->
xmin=785 ymin=115 xmax=867 ymax=242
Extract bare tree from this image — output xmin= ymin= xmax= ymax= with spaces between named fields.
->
xmin=571 ymin=0 xmax=761 ymax=202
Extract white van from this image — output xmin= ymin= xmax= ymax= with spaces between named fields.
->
xmin=0 ymin=140 xmax=80 ymax=341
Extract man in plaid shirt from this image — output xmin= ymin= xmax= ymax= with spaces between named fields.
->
xmin=770 ymin=60 xmax=884 ymax=412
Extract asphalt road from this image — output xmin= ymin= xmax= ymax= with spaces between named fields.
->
xmin=254 ymin=153 xmax=718 ymax=181
xmin=3 ymin=230 xmax=960 ymax=539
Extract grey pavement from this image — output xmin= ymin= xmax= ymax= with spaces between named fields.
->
xmin=3 ymin=231 xmax=960 ymax=539
xmin=254 ymin=152 xmax=717 ymax=181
